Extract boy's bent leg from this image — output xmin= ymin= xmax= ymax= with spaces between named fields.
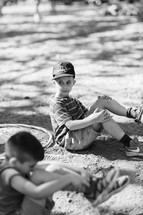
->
xmin=29 ymin=168 xmax=58 ymax=210
xmin=31 ymin=166 xmax=83 ymax=194
xmin=20 ymin=196 xmax=50 ymax=215
xmin=88 ymin=116 xmax=125 ymax=141
xmin=102 ymin=118 xmax=125 ymax=140
xmin=88 ymin=96 xmax=127 ymax=117
xmin=30 ymin=167 xmax=81 ymax=199
xmin=101 ymin=118 xmax=143 ymax=156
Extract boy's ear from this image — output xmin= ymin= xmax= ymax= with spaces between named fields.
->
xmin=9 ymin=157 xmax=17 ymax=166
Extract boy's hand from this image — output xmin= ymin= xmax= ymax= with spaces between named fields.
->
xmin=80 ymin=170 xmax=91 ymax=183
xmin=98 ymin=95 xmax=112 ymax=100
xmin=70 ymin=173 xmax=89 ymax=188
xmin=93 ymin=109 xmax=111 ymax=123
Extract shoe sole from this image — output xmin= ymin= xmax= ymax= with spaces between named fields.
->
xmin=126 ymin=150 xmax=143 ymax=157
xmin=108 ymin=176 xmax=129 ymax=196
xmin=92 ymin=168 xmax=119 ymax=207
xmin=93 ymin=176 xmax=129 ymax=207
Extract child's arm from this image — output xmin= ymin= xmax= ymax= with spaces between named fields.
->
xmin=2 ymin=168 xmax=89 ymax=199
xmin=37 ymin=160 xmax=91 ymax=181
xmin=65 ymin=109 xmax=111 ymax=130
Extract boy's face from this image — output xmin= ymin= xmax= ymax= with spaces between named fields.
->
xmin=54 ymin=76 xmax=76 ymax=97
xmin=5 ymin=143 xmax=37 ymax=174
xmin=15 ymin=156 xmax=37 ymax=174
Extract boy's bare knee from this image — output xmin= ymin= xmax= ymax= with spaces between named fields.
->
xmin=95 ymin=97 xmax=105 ymax=109
xmin=45 ymin=164 xmax=59 ymax=172
xmin=97 ymin=95 xmax=112 ymax=108
xmin=89 ymin=96 xmax=112 ymax=113
xmin=46 ymin=164 xmax=67 ymax=175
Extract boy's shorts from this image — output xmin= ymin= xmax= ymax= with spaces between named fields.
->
xmin=20 ymin=197 xmax=53 ymax=215
xmin=62 ymin=125 xmax=100 ymax=151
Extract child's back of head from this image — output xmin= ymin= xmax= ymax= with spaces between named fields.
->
xmin=6 ymin=131 xmax=44 ymax=163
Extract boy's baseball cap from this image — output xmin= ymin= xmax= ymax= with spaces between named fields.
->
xmin=52 ymin=61 xmax=75 ymax=80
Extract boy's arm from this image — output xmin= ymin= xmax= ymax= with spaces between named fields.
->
xmin=37 ymin=161 xmax=91 ymax=182
xmin=2 ymin=168 xmax=89 ymax=199
xmin=65 ymin=116 xmax=95 ymax=130
xmin=11 ymin=174 xmax=72 ymax=198
xmin=65 ymin=109 xmax=111 ymax=130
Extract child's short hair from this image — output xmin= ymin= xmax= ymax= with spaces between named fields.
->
xmin=7 ymin=131 xmax=44 ymax=163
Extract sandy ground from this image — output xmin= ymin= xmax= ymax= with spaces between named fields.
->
xmin=0 ymin=1 xmax=143 ymax=214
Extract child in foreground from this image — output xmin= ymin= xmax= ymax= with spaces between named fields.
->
xmin=0 ymin=131 xmax=129 ymax=215
xmin=50 ymin=61 xmax=143 ymax=157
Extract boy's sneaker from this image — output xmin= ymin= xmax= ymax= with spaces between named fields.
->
xmin=84 ymin=167 xmax=119 ymax=207
xmin=94 ymin=175 xmax=129 ymax=207
xmin=125 ymin=137 xmax=143 ymax=157
xmin=134 ymin=105 xmax=143 ymax=124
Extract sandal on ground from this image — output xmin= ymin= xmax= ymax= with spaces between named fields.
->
xmin=84 ymin=167 xmax=119 ymax=205
xmin=134 ymin=105 xmax=143 ymax=124
xmin=92 ymin=175 xmax=129 ymax=207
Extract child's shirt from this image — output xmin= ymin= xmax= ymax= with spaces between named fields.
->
xmin=0 ymin=162 xmax=24 ymax=215
xmin=50 ymin=95 xmax=88 ymax=145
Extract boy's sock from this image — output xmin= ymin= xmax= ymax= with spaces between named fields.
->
xmin=126 ymin=107 xmax=136 ymax=119
xmin=120 ymin=134 xmax=132 ymax=147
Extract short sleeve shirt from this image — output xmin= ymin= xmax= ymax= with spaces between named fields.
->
xmin=0 ymin=163 xmax=24 ymax=215
xmin=50 ymin=96 xmax=88 ymax=144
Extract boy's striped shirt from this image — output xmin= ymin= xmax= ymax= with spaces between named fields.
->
xmin=50 ymin=96 xmax=88 ymax=145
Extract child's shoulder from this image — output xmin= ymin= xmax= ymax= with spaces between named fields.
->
xmin=0 ymin=163 xmax=20 ymax=185
xmin=0 ymin=163 xmax=19 ymax=175
xmin=50 ymin=95 xmax=75 ymax=104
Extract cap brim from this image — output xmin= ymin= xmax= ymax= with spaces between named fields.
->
xmin=52 ymin=74 xmax=74 ymax=80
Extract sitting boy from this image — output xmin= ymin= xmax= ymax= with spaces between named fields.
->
xmin=0 ymin=131 xmax=129 ymax=215
xmin=50 ymin=61 xmax=143 ymax=156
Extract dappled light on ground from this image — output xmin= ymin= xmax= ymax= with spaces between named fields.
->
xmin=0 ymin=1 xmax=143 ymax=129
